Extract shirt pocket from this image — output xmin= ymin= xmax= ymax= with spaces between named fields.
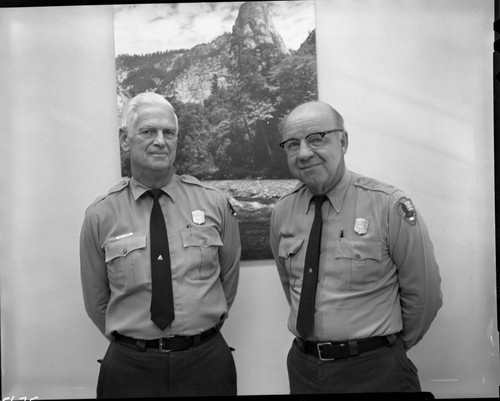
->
xmin=278 ymin=237 xmax=305 ymax=287
xmin=104 ymin=235 xmax=148 ymax=290
xmin=334 ymin=239 xmax=383 ymax=290
xmin=181 ymin=226 xmax=223 ymax=280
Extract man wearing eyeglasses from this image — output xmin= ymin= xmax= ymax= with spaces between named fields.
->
xmin=270 ymin=101 xmax=442 ymax=394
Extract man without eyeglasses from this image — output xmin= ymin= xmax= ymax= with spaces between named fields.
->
xmin=270 ymin=101 xmax=442 ymax=393
xmin=80 ymin=92 xmax=240 ymax=397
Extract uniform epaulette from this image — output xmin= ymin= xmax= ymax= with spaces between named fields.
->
xmin=353 ymin=175 xmax=400 ymax=196
xmin=179 ymin=175 xmax=236 ymax=216
xmin=109 ymin=178 xmax=131 ymax=193
xmin=180 ymin=174 xmax=217 ymax=191
xmin=89 ymin=178 xmax=130 ymax=207
xmin=278 ymin=181 xmax=306 ymax=201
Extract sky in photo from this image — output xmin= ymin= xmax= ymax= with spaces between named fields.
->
xmin=113 ymin=1 xmax=316 ymax=56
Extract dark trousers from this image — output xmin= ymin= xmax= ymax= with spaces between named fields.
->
xmin=287 ymin=335 xmax=421 ymax=394
xmin=97 ymin=331 xmax=237 ymax=398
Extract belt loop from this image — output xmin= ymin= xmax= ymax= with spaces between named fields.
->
xmin=386 ymin=334 xmax=397 ymax=346
xmin=348 ymin=340 xmax=359 ymax=356
xmin=135 ymin=339 xmax=146 ymax=352
xmin=192 ymin=333 xmax=201 ymax=347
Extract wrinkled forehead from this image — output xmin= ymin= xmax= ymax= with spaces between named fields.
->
xmin=281 ymin=103 xmax=342 ymax=139
xmin=133 ymin=103 xmax=178 ymax=130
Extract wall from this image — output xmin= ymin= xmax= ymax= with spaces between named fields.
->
xmin=315 ymin=0 xmax=497 ymax=397
xmin=0 ymin=6 xmax=119 ymax=399
xmin=0 ymin=1 xmax=497 ymax=399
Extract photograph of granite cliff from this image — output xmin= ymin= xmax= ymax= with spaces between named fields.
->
xmin=114 ymin=1 xmax=317 ymax=260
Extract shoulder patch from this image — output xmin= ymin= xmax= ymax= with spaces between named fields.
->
xmin=395 ymin=197 xmax=417 ymax=226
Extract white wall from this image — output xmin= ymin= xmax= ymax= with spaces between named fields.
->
xmin=315 ymin=0 xmax=498 ymax=397
xmin=0 ymin=1 xmax=497 ymax=399
xmin=0 ymin=6 xmax=119 ymax=399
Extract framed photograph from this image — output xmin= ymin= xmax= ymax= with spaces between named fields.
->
xmin=113 ymin=1 xmax=317 ymax=259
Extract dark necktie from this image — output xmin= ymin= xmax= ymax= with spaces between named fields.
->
xmin=148 ymin=189 xmax=175 ymax=330
xmin=296 ymin=195 xmax=327 ymax=339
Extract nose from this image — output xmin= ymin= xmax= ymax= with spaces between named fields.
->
xmin=296 ymin=140 xmax=314 ymax=160
xmin=153 ymin=130 xmax=166 ymax=146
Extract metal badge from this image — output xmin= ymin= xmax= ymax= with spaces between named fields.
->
xmin=396 ymin=197 xmax=417 ymax=226
xmin=354 ymin=218 xmax=369 ymax=235
xmin=191 ymin=210 xmax=205 ymax=225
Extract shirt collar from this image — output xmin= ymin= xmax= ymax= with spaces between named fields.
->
xmin=130 ymin=174 xmax=179 ymax=203
xmin=305 ymin=168 xmax=352 ymax=214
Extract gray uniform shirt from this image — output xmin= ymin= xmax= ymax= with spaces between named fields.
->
xmin=80 ymin=174 xmax=241 ymax=340
xmin=270 ymin=169 xmax=442 ymax=349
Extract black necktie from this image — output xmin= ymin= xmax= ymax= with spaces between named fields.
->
xmin=296 ymin=195 xmax=327 ymax=339
xmin=148 ymin=189 xmax=175 ymax=330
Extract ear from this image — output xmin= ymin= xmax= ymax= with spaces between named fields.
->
xmin=119 ymin=128 xmax=130 ymax=152
xmin=340 ymin=130 xmax=349 ymax=154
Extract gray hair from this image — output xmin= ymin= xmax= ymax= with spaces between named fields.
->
xmin=120 ymin=92 xmax=178 ymax=134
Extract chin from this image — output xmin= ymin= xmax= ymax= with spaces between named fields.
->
xmin=149 ymin=158 xmax=171 ymax=167
xmin=300 ymin=171 xmax=323 ymax=184
xmin=302 ymin=173 xmax=330 ymax=193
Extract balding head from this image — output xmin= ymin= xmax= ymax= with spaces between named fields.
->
xmin=280 ymin=101 xmax=344 ymax=139
xmin=279 ymin=101 xmax=348 ymax=195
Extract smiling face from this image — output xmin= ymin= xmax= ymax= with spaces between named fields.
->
xmin=281 ymin=102 xmax=348 ymax=195
xmin=120 ymin=103 xmax=178 ymax=188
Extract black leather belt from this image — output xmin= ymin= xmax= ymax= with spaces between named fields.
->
xmin=297 ymin=334 xmax=395 ymax=361
xmin=114 ymin=327 xmax=218 ymax=352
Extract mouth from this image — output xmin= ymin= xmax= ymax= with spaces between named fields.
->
xmin=299 ymin=164 xmax=320 ymax=171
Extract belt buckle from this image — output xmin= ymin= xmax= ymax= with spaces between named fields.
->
xmin=317 ymin=342 xmax=335 ymax=361
xmin=158 ymin=337 xmax=174 ymax=353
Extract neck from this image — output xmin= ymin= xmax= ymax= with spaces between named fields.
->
xmin=132 ymin=169 xmax=174 ymax=189
xmin=307 ymin=163 xmax=346 ymax=195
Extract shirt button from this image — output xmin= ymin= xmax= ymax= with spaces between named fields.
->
xmin=123 ymin=248 xmax=127 ymax=254
xmin=355 ymin=253 xmax=361 ymax=260
xmin=203 ymin=239 xmax=208 ymax=245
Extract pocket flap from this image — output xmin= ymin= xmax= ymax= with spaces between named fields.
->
xmin=181 ymin=226 xmax=223 ymax=248
xmin=278 ymin=237 xmax=304 ymax=259
xmin=335 ymin=240 xmax=382 ymax=261
xmin=105 ymin=235 xmax=147 ymax=262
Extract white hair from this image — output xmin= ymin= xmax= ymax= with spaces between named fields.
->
xmin=120 ymin=92 xmax=178 ymax=134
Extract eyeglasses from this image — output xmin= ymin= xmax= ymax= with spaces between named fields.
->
xmin=279 ymin=129 xmax=344 ymax=155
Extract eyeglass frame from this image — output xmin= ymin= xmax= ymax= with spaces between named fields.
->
xmin=279 ymin=129 xmax=345 ymax=155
